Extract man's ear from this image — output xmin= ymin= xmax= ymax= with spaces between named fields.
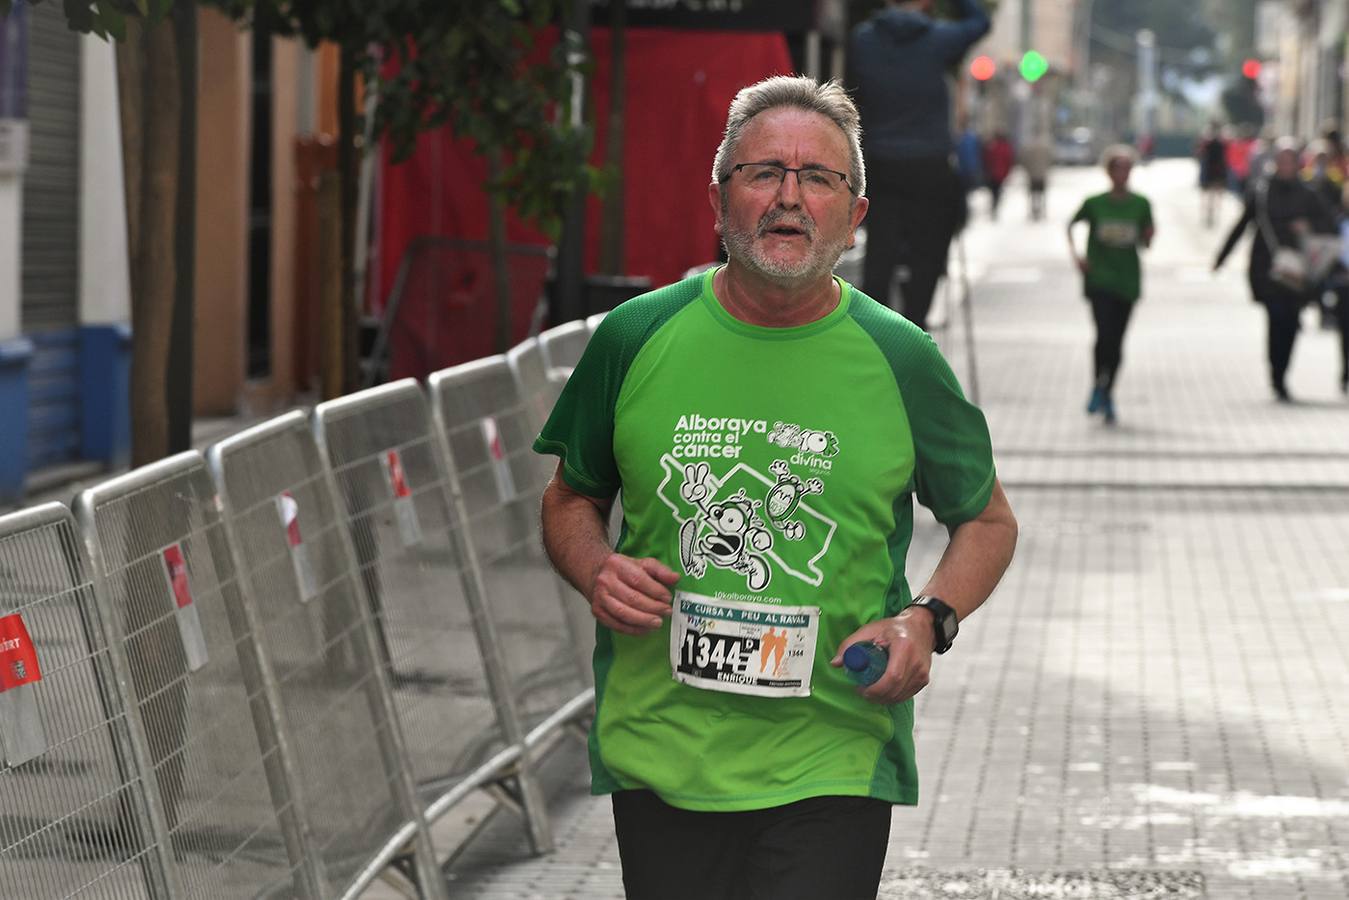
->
xmin=847 ymin=195 xmax=869 ymax=249
xmin=708 ymin=182 xmax=724 ymax=234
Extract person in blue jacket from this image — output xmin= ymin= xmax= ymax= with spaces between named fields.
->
xmin=848 ymin=0 xmax=990 ymax=331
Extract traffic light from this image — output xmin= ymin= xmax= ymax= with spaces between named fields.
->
xmin=1242 ymin=58 xmax=1262 ymax=80
xmin=970 ymin=55 xmax=997 ymax=82
xmin=1019 ymin=50 xmax=1049 ymax=83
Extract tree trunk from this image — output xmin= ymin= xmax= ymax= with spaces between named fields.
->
xmin=487 ymin=150 xmax=512 ymax=354
xmin=338 ymin=48 xmax=360 ymax=394
xmin=599 ymin=0 xmax=626 ymax=274
xmin=118 ymin=17 xmax=181 ymax=468
xmin=318 ymin=172 xmax=344 ymax=401
xmin=167 ymin=3 xmax=197 ymax=454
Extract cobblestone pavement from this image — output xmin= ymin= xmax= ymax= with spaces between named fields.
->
xmin=438 ymin=161 xmax=1349 ymax=899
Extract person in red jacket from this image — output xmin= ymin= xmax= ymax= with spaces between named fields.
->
xmin=983 ymin=131 xmax=1015 ymax=220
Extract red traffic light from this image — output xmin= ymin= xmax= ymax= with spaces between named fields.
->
xmin=1242 ymin=58 xmax=1262 ymax=79
xmin=970 ymin=55 xmax=997 ymax=82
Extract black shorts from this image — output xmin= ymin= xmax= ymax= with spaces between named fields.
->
xmin=612 ymin=789 xmax=893 ymax=900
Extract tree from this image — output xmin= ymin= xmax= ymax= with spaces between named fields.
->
xmin=0 ymin=0 xmax=592 ymax=462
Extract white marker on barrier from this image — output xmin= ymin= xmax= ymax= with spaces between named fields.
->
xmin=276 ymin=491 xmax=319 ymax=602
xmin=0 ymin=613 xmax=46 ymax=766
xmin=161 ymin=543 xmax=210 ymax=673
xmin=480 ymin=416 xmax=516 ymax=503
xmin=381 ymin=449 xmax=423 ymax=548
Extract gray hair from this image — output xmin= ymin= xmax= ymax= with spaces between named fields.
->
xmin=712 ymin=76 xmax=866 ymax=196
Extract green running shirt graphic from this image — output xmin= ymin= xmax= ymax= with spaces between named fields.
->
xmin=534 ymin=268 xmax=996 ymax=811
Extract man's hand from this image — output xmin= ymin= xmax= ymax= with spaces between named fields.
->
xmin=830 ymin=608 xmax=936 ymax=705
xmin=588 ymin=554 xmax=679 ymax=636
xmin=1074 ymin=257 xmax=1090 ymax=275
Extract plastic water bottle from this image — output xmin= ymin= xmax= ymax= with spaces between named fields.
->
xmin=843 ymin=641 xmax=888 ymax=687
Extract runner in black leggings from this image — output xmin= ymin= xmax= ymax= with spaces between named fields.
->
xmin=1067 ymin=146 xmax=1155 ymax=425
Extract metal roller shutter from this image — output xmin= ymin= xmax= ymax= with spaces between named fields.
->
xmin=21 ymin=1 xmax=81 ymax=468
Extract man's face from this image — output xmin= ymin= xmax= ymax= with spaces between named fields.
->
xmin=1107 ymin=157 xmax=1132 ymax=190
xmin=709 ymin=107 xmax=868 ymax=287
xmin=1275 ymin=148 xmax=1299 ymax=178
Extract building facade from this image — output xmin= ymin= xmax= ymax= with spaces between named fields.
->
xmin=0 ymin=5 xmax=334 ymax=504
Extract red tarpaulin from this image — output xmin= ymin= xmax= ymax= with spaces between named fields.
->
xmin=375 ymin=28 xmax=793 ymax=376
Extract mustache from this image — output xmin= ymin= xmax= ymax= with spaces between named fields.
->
xmin=756 ymin=209 xmax=816 ymax=238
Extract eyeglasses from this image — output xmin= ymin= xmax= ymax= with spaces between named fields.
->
xmin=721 ymin=162 xmax=854 ymax=196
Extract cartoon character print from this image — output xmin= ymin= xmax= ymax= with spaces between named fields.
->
xmin=765 ymin=460 xmax=823 ymax=541
xmin=678 ymin=462 xmax=773 ymax=591
xmin=768 ymin=422 xmax=839 ymax=457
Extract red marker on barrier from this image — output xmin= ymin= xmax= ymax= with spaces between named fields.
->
xmin=276 ymin=491 xmax=319 ymax=602
xmin=161 ymin=543 xmax=209 ymax=673
xmin=381 ymin=449 xmax=423 ymax=548
xmin=0 ymin=613 xmax=46 ymax=767
xmin=480 ymin=416 xmax=516 ymax=502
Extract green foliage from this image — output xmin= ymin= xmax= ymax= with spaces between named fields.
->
xmin=0 ymin=0 xmax=171 ymax=38
xmin=3 ymin=0 xmax=595 ymax=237
xmin=206 ymin=0 xmax=596 ymax=237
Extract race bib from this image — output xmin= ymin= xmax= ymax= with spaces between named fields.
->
xmin=669 ymin=591 xmax=820 ymax=698
xmin=1097 ymin=220 xmax=1139 ymax=248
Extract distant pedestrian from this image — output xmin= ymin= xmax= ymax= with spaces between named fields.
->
xmin=1197 ymin=122 xmax=1229 ymax=227
xmin=1226 ymin=125 xmax=1257 ymax=195
xmin=1066 ymin=145 xmax=1155 ymax=425
xmin=848 ymin=0 xmax=991 ymax=330
xmin=955 ymin=123 xmax=984 ymax=195
xmin=1021 ymin=135 xmax=1052 ymax=221
xmin=1214 ymin=138 xmax=1334 ymax=402
xmin=1137 ymin=132 xmax=1155 ymax=163
xmin=983 ymin=132 xmax=1015 ymax=220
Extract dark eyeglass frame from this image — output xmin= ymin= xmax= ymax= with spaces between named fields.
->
xmin=720 ymin=162 xmax=856 ymax=195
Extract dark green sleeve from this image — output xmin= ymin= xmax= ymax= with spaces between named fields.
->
xmin=1141 ymin=196 xmax=1154 ymax=232
xmin=848 ymin=296 xmax=997 ymax=525
xmin=1071 ymin=197 xmax=1092 ymax=225
xmin=899 ymin=336 xmax=996 ymax=524
xmin=532 ymin=277 xmax=703 ymax=497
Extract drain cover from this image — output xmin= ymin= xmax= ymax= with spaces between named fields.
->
xmin=878 ymin=869 xmax=1204 ymax=899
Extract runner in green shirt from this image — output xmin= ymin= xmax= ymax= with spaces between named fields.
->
xmin=535 ymin=76 xmax=1018 ymax=899
xmin=1067 ymin=145 xmax=1155 ymax=425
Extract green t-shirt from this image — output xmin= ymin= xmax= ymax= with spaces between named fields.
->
xmin=533 ymin=269 xmax=996 ymax=812
xmin=1072 ymin=191 xmax=1154 ymax=301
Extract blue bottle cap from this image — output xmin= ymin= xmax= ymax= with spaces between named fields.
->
xmin=843 ymin=643 xmax=872 ymax=672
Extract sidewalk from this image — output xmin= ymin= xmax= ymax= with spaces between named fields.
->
xmin=440 ymin=162 xmax=1349 ymax=899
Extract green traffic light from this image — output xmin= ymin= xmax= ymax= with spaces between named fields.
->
xmin=1019 ymin=50 xmax=1049 ymax=83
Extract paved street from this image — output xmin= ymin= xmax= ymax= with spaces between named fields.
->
xmin=437 ymin=161 xmax=1349 ymax=899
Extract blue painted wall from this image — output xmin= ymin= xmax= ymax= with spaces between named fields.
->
xmin=26 ymin=330 xmax=82 ymax=470
xmin=78 ymin=323 xmax=131 ymax=466
xmin=0 ymin=337 xmax=34 ymax=503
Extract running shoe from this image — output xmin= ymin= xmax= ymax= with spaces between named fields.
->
xmin=1087 ymin=385 xmax=1105 ymax=415
xmin=1102 ymin=395 xmax=1117 ymax=425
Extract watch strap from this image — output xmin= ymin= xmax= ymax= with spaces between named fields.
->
xmin=910 ymin=594 xmax=957 ymax=654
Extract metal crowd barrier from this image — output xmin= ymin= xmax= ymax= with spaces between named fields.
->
xmin=76 ymin=452 xmax=313 ymax=898
xmin=311 ymin=379 xmax=553 ymax=853
xmin=506 ymin=337 xmax=560 ymax=424
xmin=538 ymin=321 xmax=588 ymax=376
xmin=208 ymin=413 xmax=446 ymax=900
xmin=585 ymin=311 xmax=607 ymax=336
xmin=428 ymin=357 xmax=594 ymax=747
xmin=1 ymin=316 xmax=611 ymax=897
xmin=0 ymin=503 xmax=162 ymax=898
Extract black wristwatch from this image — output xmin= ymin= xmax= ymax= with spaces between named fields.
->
xmin=908 ymin=595 xmax=958 ymax=654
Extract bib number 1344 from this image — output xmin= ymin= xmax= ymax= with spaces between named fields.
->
xmin=669 ymin=592 xmax=820 ymax=698
xmin=679 ymin=631 xmax=757 ymax=678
